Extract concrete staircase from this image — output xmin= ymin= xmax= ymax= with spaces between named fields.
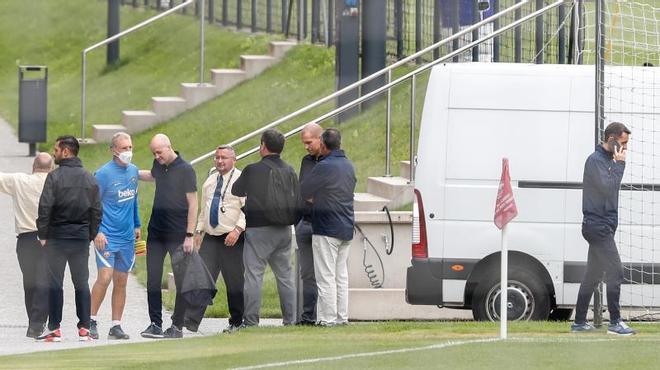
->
xmin=92 ymin=40 xmax=297 ymax=143
xmin=353 ymin=160 xmax=414 ymax=212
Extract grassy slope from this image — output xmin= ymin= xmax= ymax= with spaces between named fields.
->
xmin=0 ymin=0 xmax=275 ymax=137
xmin=2 ymin=322 xmax=660 ymax=369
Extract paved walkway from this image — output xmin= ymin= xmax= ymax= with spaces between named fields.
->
xmin=0 ymin=118 xmax=279 ymax=356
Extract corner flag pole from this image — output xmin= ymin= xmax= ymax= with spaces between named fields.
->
xmin=500 ymin=224 xmax=508 ymax=339
xmin=494 ymin=158 xmax=518 ymax=340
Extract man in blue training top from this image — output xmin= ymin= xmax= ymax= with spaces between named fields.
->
xmin=90 ymin=132 xmax=141 ymax=340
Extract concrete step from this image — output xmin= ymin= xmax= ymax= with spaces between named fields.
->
xmin=367 ymin=176 xmax=414 ymax=210
xmin=152 ymin=97 xmax=187 ymax=121
xmin=399 ymin=160 xmax=411 ymax=180
xmin=354 ymin=192 xmax=390 ymax=212
xmin=269 ymin=40 xmax=297 ymax=59
xmin=180 ymin=82 xmax=217 ymax=109
xmin=241 ymin=55 xmax=277 ymax=79
xmin=92 ymin=124 xmax=128 ymax=143
xmin=122 ymin=110 xmax=158 ymax=134
xmin=210 ymin=69 xmax=247 ymax=94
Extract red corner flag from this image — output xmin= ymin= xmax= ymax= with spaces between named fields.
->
xmin=494 ymin=158 xmax=518 ymax=229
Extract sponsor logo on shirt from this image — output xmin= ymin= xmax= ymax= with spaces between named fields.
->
xmin=118 ymin=188 xmax=136 ymax=203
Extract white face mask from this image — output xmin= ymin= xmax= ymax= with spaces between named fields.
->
xmin=116 ymin=150 xmax=133 ymax=165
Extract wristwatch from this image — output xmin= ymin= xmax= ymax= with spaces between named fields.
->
xmin=185 ymin=232 xmax=194 ymax=238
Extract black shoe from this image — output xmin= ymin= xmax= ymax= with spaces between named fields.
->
xmin=163 ymin=325 xmax=183 ymax=339
xmin=296 ymin=320 xmax=316 ymax=326
xmin=140 ymin=323 xmax=164 ymax=339
xmin=222 ymin=323 xmax=245 ymax=334
xmin=108 ymin=325 xmax=130 ymax=340
xmin=26 ymin=323 xmax=46 ymax=339
xmin=89 ymin=320 xmax=99 ymax=340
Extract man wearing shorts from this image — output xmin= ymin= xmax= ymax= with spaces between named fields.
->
xmin=90 ymin=132 xmax=141 ymax=340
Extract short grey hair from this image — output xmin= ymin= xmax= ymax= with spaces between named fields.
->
xmin=216 ymin=144 xmax=236 ymax=158
xmin=111 ymin=132 xmax=132 ymax=149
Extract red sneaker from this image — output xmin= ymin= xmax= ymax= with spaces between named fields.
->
xmin=78 ymin=327 xmax=92 ymax=341
xmin=36 ymin=328 xmax=62 ymax=342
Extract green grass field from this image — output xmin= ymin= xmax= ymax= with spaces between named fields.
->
xmin=2 ymin=322 xmax=660 ymax=369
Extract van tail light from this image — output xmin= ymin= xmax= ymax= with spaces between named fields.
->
xmin=412 ymin=188 xmax=428 ymax=258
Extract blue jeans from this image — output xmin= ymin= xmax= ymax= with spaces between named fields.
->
xmin=574 ymin=224 xmax=624 ymax=324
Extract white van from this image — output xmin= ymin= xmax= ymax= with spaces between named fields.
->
xmin=406 ymin=62 xmax=660 ymax=321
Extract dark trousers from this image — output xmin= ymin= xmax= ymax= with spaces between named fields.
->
xmin=183 ymin=232 xmax=245 ymax=328
xmin=146 ymin=232 xmax=185 ymax=328
xmin=295 ymin=220 xmax=317 ymax=323
xmin=16 ymin=232 xmax=49 ymax=330
xmin=45 ymin=239 xmax=91 ymax=330
xmin=575 ymin=224 xmax=624 ymax=324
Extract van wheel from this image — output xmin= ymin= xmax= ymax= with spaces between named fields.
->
xmin=471 ymin=266 xmax=551 ymax=321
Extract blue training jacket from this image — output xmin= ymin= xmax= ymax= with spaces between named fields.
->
xmin=582 ymin=145 xmax=625 ymax=231
xmin=300 ymin=149 xmax=357 ymax=241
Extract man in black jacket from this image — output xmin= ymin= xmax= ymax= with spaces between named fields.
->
xmin=36 ymin=135 xmax=102 ymax=342
xmin=571 ymin=122 xmax=635 ymax=336
xmin=295 ymin=122 xmax=323 ymax=325
xmin=231 ymin=129 xmax=298 ymax=327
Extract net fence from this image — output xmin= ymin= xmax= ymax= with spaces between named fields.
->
xmin=580 ymin=0 xmax=660 ymax=319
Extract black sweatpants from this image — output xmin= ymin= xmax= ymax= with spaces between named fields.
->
xmin=295 ymin=220 xmax=317 ymax=323
xmin=146 ymin=232 xmax=185 ymax=328
xmin=16 ymin=232 xmax=49 ymax=330
xmin=45 ymin=239 xmax=91 ymax=330
xmin=183 ymin=232 xmax=245 ymax=328
xmin=574 ymin=224 xmax=624 ymax=324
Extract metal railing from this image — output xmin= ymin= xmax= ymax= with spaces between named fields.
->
xmin=190 ymin=0 xmax=539 ymax=167
xmin=80 ymin=0 xmax=202 ymax=141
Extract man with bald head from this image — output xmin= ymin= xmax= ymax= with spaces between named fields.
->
xmin=295 ymin=122 xmax=323 ymax=325
xmin=0 ymin=153 xmax=53 ymax=338
xmin=139 ymin=133 xmax=198 ymax=339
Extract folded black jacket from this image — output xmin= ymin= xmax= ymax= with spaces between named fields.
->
xmin=37 ymin=157 xmax=102 ymax=241
xmin=171 ymin=246 xmax=218 ymax=307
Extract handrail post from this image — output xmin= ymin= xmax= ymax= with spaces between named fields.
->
xmin=409 ymin=74 xmax=416 ymax=183
xmin=385 ymin=69 xmax=392 ymax=177
xmin=200 ymin=0 xmax=205 ymax=84
xmin=81 ymin=52 xmax=87 ymax=141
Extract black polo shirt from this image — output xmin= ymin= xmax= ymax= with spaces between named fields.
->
xmin=148 ymin=153 xmax=197 ymax=235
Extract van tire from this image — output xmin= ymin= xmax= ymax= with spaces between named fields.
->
xmin=471 ymin=266 xmax=551 ymax=321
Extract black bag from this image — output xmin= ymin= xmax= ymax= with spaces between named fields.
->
xmin=262 ymin=160 xmax=302 ymax=225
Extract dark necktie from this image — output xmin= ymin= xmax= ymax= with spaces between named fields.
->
xmin=209 ymin=174 xmax=224 ymax=228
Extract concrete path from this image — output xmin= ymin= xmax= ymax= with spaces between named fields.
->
xmin=0 ymin=118 xmax=280 ymax=357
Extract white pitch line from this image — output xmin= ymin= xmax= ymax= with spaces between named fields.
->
xmin=230 ymin=338 xmax=500 ymax=370
xmin=231 ymin=335 xmax=660 ymax=370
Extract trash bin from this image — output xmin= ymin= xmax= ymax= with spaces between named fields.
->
xmin=18 ymin=65 xmax=47 ymax=157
